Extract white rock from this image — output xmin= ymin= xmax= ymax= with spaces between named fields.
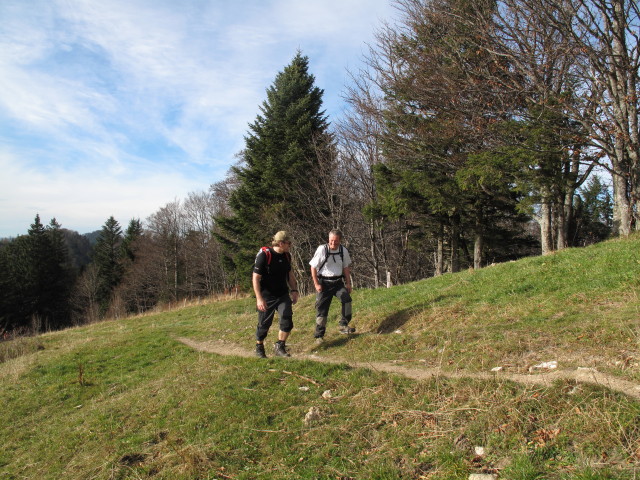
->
xmin=299 ymin=386 xmax=310 ymax=392
xmin=532 ymin=360 xmax=557 ymax=370
xmin=304 ymin=407 xmax=322 ymax=426
xmin=322 ymin=389 xmax=332 ymax=399
xmin=468 ymin=474 xmax=497 ymax=480
xmin=491 ymin=366 xmax=503 ymax=372
xmin=474 ymin=446 xmax=485 ymax=456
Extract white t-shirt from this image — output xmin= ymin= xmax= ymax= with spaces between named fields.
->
xmin=309 ymin=244 xmax=351 ymax=277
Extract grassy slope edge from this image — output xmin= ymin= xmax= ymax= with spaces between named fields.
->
xmin=1 ymin=235 xmax=639 ymax=479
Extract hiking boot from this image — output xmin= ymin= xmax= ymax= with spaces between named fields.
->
xmin=255 ymin=343 xmax=267 ymax=358
xmin=274 ymin=341 xmax=290 ymax=357
xmin=339 ymin=325 xmax=356 ymax=335
xmin=314 ymin=337 xmax=324 ymax=345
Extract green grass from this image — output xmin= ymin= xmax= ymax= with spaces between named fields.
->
xmin=1 ymin=235 xmax=640 ymax=479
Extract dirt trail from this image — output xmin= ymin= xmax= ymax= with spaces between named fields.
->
xmin=178 ymin=337 xmax=640 ymax=400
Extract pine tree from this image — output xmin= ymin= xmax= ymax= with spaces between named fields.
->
xmin=41 ymin=218 xmax=75 ymax=328
xmin=573 ymin=176 xmax=613 ymax=245
xmin=25 ymin=215 xmax=47 ymax=317
xmin=0 ymin=234 xmax=32 ymax=332
xmin=121 ymin=218 xmax=143 ymax=262
xmin=0 ymin=215 xmax=76 ymax=333
xmin=216 ymin=52 xmax=330 ymax=282
xmin=93 ymin=216 xmax=123 ymax=315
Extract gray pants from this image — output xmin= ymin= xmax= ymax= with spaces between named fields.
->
xmin=314 ymin=279 xmax=352 ymax=338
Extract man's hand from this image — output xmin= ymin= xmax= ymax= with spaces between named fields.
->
xmin=314 ymin=283 xmax=322 ymax=293
xmin=291 ymin=291 xmax=299 ymax=304
xmin=256 ymin=298 xmax=267 ymax=312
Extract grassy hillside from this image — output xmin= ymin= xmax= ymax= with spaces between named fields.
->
xmin=1 ymin=235 xmax=639 ymax=479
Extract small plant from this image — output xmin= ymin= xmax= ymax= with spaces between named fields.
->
xmin=77 ymin=363 xmax=85 ymax=386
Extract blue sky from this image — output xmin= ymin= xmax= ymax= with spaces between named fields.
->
xmin=0 ymin=0 xmax=396 ymax=238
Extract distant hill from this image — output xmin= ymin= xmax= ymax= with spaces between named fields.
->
xmin=82 ymin=230 xmax=101 ymax=246
xmin=61 ymin=229 xmax=94 ymax=269
xmin=0 ymin=228 xmax=96 ymax=270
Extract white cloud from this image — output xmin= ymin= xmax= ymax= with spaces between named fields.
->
xmin=0 ymin=148 xmax=207 ymax=235
xmin=0 ymin=0 xmax=395 ymax=237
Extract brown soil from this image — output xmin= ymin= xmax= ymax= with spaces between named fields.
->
xmin=178 ymin=337 xmax=640 ymax=400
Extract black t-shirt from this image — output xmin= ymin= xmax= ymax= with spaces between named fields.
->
xmin=253 ymin=248 xmax=291 ymax=297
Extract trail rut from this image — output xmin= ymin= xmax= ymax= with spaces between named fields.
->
xmin=178 ymin=337 xmax=640 ymax=400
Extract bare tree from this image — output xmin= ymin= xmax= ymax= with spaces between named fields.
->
xmin=183 ymin=190 xmax=220 ymax=295
xmin=337 ymin=71 xmax=410 ymax=287
xmin=70 ymin=264 xmax=100 ymax=325
xmin=551 ymin=0 xmax=639 ymax=235
xmin=471 ymin=0 xmax=639 ymax=236
xmin=116 ymin=233 xmax=166 ymax=313
xmin=147 ymin=200 xmax=185 ymax=300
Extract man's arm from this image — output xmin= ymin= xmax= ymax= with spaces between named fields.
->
xmin=288 ymin=270 xmax=299 ymax=304
xmin=252 ymin=272 xmax=267 ymax=312
xmin=343 ymin=266 xmax=352 ymax=293
xmin=311 ymin=266 xmax=322 ymax=293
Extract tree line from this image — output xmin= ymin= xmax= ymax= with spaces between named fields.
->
xmin=2 ymin=0 xmax=630 ymax=335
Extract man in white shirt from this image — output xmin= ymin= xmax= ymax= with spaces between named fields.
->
xmin=309 ymin=229 xmax=354 ymax=342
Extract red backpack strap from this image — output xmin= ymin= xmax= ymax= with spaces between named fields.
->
xmin=260 ymin=246 xmax=272 ymax=265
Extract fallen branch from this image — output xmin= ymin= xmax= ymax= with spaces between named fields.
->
xmin=282 ymin=370 xmax=320 ymax=385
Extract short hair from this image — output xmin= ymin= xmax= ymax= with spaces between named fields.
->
xmin=329 ymin=229 xmax=343 ymax=239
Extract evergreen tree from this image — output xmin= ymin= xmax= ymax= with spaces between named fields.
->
xmin=216 ymin=52 xmax=330 ymax=283
xmin=0 ymin=215 xmax=75 ymax=333
xmin=573 ymin=176 xmax=613 ymax=245
xmin=121 ymin=218 xmax=143 ymax=262
xmin=24 ymin=215 xmax=47 ymax=319
xmin=41 ymin=219 xmax=75 ymax=328
xmin=0 ymin=235 xmax=32 ymax=333
xmin=373 ymin=0 xmax=507 ymax=273
xmin=93 ymin=216 xmax=123 ymax=315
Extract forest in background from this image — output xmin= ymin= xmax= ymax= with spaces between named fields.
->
xmin=1 ymin=0 xmax=634 ymax=335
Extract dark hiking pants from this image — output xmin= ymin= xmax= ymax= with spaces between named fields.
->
xmin=314 ymin=278 xmax=352 ymax=338
xmin=256 ymin=294 xmax=293 ymax=341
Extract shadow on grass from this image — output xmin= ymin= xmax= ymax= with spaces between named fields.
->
xmin=373 ymin=297 xmax=448 ymax=334
xmin=375 ymin=308 xmax=413 ymax=334
xmin=319 ymin=333 xmax=361 ymax=349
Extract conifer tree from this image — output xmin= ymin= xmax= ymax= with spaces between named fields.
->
xmin=0 ymin=215 xmax=75 ymax=332
xmin=0 ymin=234 xmax=32 ymax=332
xmin=93 ymin=216 xmax=123 ymax=315
xmin=121 ymin=218 xmax=143 ymax=262
xmin=216 ymin=52 xmax=330 ymax=282
xmin=42 ymin=218 xmax=75 ymax=328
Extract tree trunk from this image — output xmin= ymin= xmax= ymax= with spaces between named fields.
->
xmin=369 ymin=220 xmax=380 ymax=288
xmin=474 ymin=209 xmax=483 ymax=270
xmin=557 ymin=190 xmax=574 ymax=250
xmin=612 ymin=168 xmax=632 ymax=236
xmin=450 ymin=214 xmax=460 ymax=273
xmin=607 ymin=0 xmax=638 ymax=234
xmin=435 ymin=224 xmax=444 ymax=276
xmin=539 ymin=200 xmax=553 ymax=255
xmin=474 ymin=233 xmax=482 ymax=270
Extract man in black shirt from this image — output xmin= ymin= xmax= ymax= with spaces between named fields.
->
xmin=252 ymin=231 xmax=299 ymax=358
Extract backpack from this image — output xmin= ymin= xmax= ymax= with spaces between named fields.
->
xmin=317 ymin=244 xmax=344 ymax=273
xmin=259 ymin=246 xmax=291 ymax=274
